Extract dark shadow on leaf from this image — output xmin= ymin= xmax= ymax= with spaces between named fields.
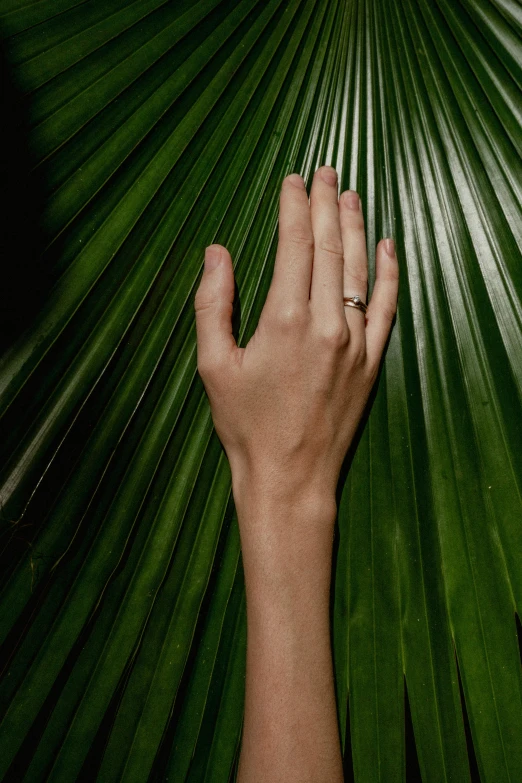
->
xmin=0 ymin=38 xmax=52 ymax=356
xmin=343 ymin=696 xmax=356 ymax=782
xmin=77 ymin=657 xmax=135 ymax=782
xmin=455 ymin=646 xmax=481 ymax=783
xmin=405 ymin=678 xmax=422 ymax=782
xmin=148 ymin=499 xmax=237 ymax=781
xmin=1 ymin=601 xmax=104 ymax=781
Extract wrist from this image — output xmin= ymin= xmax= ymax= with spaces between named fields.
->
xmin=230 ymin=456 xmax=337 ymax=520
xmin=232 ymin=476 xmax=338 ymax=609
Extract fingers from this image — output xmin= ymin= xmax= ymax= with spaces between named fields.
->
xmin=194 ymin=244 xmax=239 ymax=378
xmin=309 ymin=167 xmax=345 ymax=321
xmin=263 ymin=173 xmax=313 ymax=315
xmin=365 ymin=239 xmax=399 ymax=368
xmin=261 ymin=170 xmax=398 ymax=376
xmin=339 ymin=189 xmax=368 ymax=347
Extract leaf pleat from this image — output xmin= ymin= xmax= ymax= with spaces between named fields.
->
xmin=0 ymin=1 xmax=521 ymax=781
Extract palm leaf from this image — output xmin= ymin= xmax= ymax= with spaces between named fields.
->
xmin=0 ymin=1 xmax=521 ymax=780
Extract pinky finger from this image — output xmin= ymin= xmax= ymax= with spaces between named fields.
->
xmin=365 ymin=238 xmax=399 ymax=368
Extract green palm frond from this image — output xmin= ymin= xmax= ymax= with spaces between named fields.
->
xmin=0 ymin=1 xmax=521 ymax=781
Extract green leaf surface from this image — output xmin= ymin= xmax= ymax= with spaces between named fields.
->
xmin=0 ymin=1 xmax=521 ymax=781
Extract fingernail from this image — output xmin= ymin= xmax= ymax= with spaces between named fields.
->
xmin=384 ymin=238 xmax=395 ymax=256
xmin=205 ymin=245 xmax=222 ymax=271
xmin=342 ymin=190 xmax=360 ymax=210
xmin=286 ymin=173 xmax=305 ymax=189
xmin=320 ymin=166 xmax=337 ymax=186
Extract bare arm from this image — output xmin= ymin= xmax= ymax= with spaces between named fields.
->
xmin=194 ymin=166 xmax=399 ymax=781
xmin=234 ymin=490 xmax=343 ymax=781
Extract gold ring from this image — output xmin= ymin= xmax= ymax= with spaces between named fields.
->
xmin=343 ymin=295 xmax=367 ymax=315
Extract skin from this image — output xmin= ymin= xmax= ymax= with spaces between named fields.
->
xmin=194 ymin=166 xmax=399 ymax=782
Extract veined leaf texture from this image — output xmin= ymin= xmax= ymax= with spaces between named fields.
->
xmin=0 ymin=0 xmax=521 ymax=781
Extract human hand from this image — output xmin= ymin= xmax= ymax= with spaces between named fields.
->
xmin=195 ymin=167 xmax=398 ymax=522
xmin=196 ymin=165 xmax=399 ymax=781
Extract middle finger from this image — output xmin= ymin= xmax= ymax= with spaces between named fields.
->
xmin=309 ymin=166 xmax=345 ymax=323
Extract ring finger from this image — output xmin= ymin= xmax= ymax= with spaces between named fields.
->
xmin=339 ymin=190 xmax=368 ymax=350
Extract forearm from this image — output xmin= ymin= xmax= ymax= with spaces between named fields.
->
xmin=195 ymin=166 xmax=398 ymax=780
xmin=236 ymin=489 xmax=344 ymax=783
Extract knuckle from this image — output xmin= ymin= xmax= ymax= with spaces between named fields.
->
xmin=317 ymin=237 xmax=344 ymax=259
xmin=382 ymin=302 xmax=397 ymax=324
xmin=282 ymin=228 xmax=314 ymax=252
xmin=194 ymin=299 xmax=214 ymax=316
xmin=195 ymin=294 xmax=233 ymax=322
xmin=346 ymin=270 xmax=368 ymax=288
xmin=275 ymin=306 xmax=307 ymax=331
xmin=319 ymin=320 xmax=349 ymax=348
xmin=194 ymin=290 xmax=214 ymax=314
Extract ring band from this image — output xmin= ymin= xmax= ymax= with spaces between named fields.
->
xmin=343 ymin=295 xmax=367 ymax=315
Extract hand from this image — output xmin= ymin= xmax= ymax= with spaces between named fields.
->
xmin=195 ymin=166 xmax=398 ymax=782
xmin=196 ymin=166 xmax=399 ymax=778
xmin=195 ymin=166 xmax=398 ymax=517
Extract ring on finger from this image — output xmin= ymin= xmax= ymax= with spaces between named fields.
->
xmin=343 ymin=295 xmax=367 ymax=315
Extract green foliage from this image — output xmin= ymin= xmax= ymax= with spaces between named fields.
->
xmin=0 ymin=0 xmax=521 ymax=780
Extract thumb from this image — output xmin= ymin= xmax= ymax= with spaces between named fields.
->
xmin=194 ymin=244 xmax=238 ymax=377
